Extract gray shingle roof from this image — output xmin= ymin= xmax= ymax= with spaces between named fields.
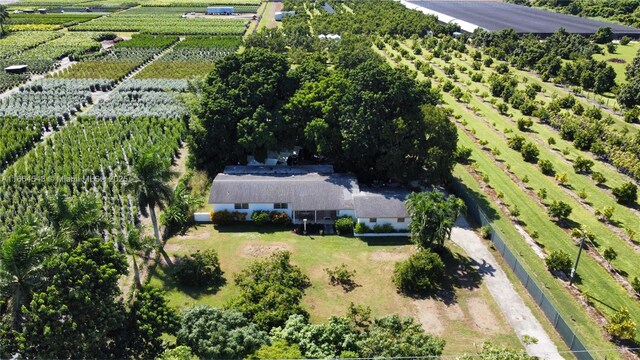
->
xmin=353 ymin=189 xmax=410 ymax=219
xmin=208 ymin=172 xmax=359 ymax=211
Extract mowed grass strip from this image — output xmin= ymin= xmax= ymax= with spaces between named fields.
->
xmin=148 ymin=224 xmax=522 ymax=354
xmin=593 ymin=42 xmax=640 ymax=84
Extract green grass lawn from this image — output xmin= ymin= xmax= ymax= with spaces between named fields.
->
xmin=593 ymin=42 xmax=640 ymax=84
xmin=148 ymin=224 xmax=523 ymax=355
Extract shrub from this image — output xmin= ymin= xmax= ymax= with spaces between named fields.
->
xmin=373 ymin=223 xmax=396 ymax=233
xmin=212 ymin=210 xmax=234 ymax=226
xmin=555 ymin=172 xmax=569 ymax=185
xmin=573 ymin=156 xmax=594 ymax=174
xmin=270 ymin=211 xmax=292 ymax=226
xmin=173 ymin=250 xmax=224 ymax=288
xmin=325 ymin=264 xmax=357 ymax=291
xmin=547 ymin=137 xmax=556 ymax=145
xmin=591 ymin=172 xmax=606 ymax=185
xmin=612 ymin=182 xmax=637 ymax=205
xmin=393 ymin=249 xmax=445 ymax=295
xmin=548 ymin=200 xmax=572 ymax=221
xmin=252 ymin=211 xmax=271 ymax=225
xmin=603 ymin=247 xmax=617 ymax=262
xmin=623 ymin=108 xmax=639 ymax=123
xmin=538 ymin=159 xmax=555 ymax=175
xmin=495 ymin=63 xmax=509 ymax=74
xmin=354 ymin=222 xmax=371 ymax=234
xmin=507 ymin=135 xmax=526 ymax=151
xmin=335 ymin=217 xmax=355 ymax=236
xmin=604 ymin=308 xmax=636 ymax=340
xmin=483 ymin=57 xmax=493 ymax=67
xmin=471 ymin=73 xmax=483 ymax=82
xmin=545 ymin=250 xmax=572 ymax=275
xmin=479 ymin=225 xmax=491 ymax=239
xmin=520 ymin=142 xmax=539 ymax=162
xmin=620 ymin=36 xmax=631 ymax=45
xmin=516 ymin=117 xmax=533 ymax=131
xmin=595 ymin=206 xmax=614 ymax=222
xmin=455 ymin=146 xmax=473 ymax=163
xmin=632 ymin=277 xmax=640 ymax=294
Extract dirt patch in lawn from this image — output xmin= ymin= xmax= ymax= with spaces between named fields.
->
xmin=242 ymin=243 xmax=292 ymax=257
xmin=369 ymin=250 xmax=411 ymax=262
xmin=413 ymin=298 xmax=445 ymax=335
xmin=467 ymin=297 xmax=500 ymax=333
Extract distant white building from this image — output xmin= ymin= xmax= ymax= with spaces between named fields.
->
xmin=206 ymin=166 xmax=410 ymax=234
xmin=207 ymin=6 xmax=234 ymax=15
xmin=274 ymin=10 xmax=295 ymax=21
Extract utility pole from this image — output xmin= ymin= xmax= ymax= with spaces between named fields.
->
xmin=569 ymin=232 xmax=587 ymax=286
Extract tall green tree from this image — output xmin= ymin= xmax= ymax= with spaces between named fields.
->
xmin=0 ymin=5 xmax=9 ymax=36
xmin=176 ymin=305 xmax=268 ymax=359
xmin=128 ymin=286 xmax=178 ymax=359
xmin=19 ymin=238 xmax=128 ymax=358
xmin=0 ymin=224 xmax=50 ymax=332
xmin=231 ymin=251 xmax=311 ymax=330
xmin=406 ymin=191 xmax=465 ymax=248
xmin=126 ymin=150 xmax=177 ymax=245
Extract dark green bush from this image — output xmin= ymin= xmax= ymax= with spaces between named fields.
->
xmin=335 ymin=217 xmax=355 ymax=236
xmin=173 ymin=250 xmax=224 ymax=288
xmin=545 ymin=250 xmax=572 ymax=275
xmin=252 ymin=211 xmax=271 ymax=225
xmin=393 ymin=249 xmax=445 ymax=295
xmin=612 ymin=182 xmax=637 ymax=205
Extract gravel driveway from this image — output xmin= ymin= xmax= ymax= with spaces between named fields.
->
xmin=452 ymin=217 xmax=564 ymax=359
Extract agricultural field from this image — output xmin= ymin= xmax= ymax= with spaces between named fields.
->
xmin=134 ymin=35 xmax=241 ymax=79
xmin=376 ymin=35 xmax=640 ymax=353
xmin=0 ymin=116 xmax=183 ymax=232
xmin=70 ymin=9 xmax=249 ymax=35
xmin=7 ymin=13 xmax=102 ymax=31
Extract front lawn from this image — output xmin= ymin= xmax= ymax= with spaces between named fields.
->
xmin=148 ymin=224 xmax=522 ymax=354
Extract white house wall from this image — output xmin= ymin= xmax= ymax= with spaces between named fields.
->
xmin=356 ymin=217 xmax=409 ymax=230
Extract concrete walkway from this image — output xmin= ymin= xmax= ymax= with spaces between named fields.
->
xmin=451 ymin=217 xmax=564 ymax=360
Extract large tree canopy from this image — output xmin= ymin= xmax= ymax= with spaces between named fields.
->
xmin=190 ymin=45 xmax=456 ymax=183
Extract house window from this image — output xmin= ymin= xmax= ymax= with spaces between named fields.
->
xmin=274 ymin=203 xmax=288 ymax=209
xmin=397 ymin=217 xmax=405 ymax=223
xmin=234 ymin=203 xmax=249 ymax=210
xmin=369 ymin=218 xmax=377 ymax=223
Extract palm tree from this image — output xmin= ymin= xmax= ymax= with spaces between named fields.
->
xmin=126 ymin=150 xmax=177 ymax=245
xmin=406 ymin=191 xmax=465 ymax=248
xmin=0 ymin=224 xmax=49 ymax=331
xmin=118 ymin=226 xmax=155 ymax=289
xmin=42 ymin=191 xmax=111 ymax=245
xmin=0 ymin=6 xmax=9 ymax=36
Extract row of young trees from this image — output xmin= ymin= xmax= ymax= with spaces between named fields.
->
xmin=471 ymin=28 xmax=617 ymax=94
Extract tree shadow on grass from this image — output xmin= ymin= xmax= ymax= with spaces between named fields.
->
xmin=362 ymin=236 xmax=412 ymax=246
xmin=150 ymin=259 xmax=227 ymax=300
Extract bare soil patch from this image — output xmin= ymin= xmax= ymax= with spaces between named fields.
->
xmin=467 ymin=297 xmax=500 ymax=333
xmin=242 ymin=243 xmax=292 ymax=257
xmin=413 ymin=298 xmax=445 ymax=335
xmin=369 ymin=250 xmax=411 ymax=262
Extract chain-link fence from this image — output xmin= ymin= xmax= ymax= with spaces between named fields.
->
xmin=452 ymin=180 xmax=593 ymax=360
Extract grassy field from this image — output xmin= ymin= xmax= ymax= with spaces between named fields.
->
xmin=593 ymin=42 xmax=640 ymax=84
xmin=148 ymin=224 xmax=523 ymax=355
